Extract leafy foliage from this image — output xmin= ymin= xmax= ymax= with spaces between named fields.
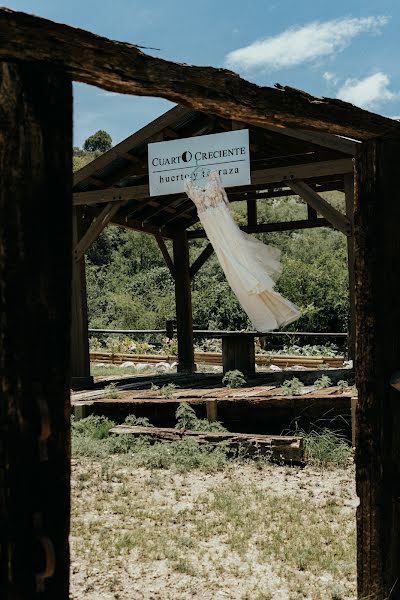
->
xmin=83 ymin=129 xmax=112 ymax=153
xmin=175 ymin=403 xmax=227 ymax=432
xmin=84 ymin=196 xmax=349 ymax=336
xmin=222 ymin=369 xmax=247 ymax=389
xmin=314 ymin=375 xmax=333 ymax=389
xmin=281 ymin=377 xmax=304 ymax=396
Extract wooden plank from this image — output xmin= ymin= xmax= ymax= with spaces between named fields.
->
xmin=222 ymin=335 xmax=256 ymax=376
xmin=173 ymin=231 xmax=195 ymax=372
xmin=354 ymin=137 xmax=400 ymax=599
xmin=155 ymin=235 xmax=175 ymax=278
xmin=0 ymin=61 xmax=71 ymax=598
xmin=206 ymin=400 xmax=218 ymax=422
xmin=187 ymin=218 xmax=330 ymax=239
xmin=74 ymin=200 xmax=123 ymax=261
xmin=258 ymin=122 xmax=358 ymax=155
xmin=1 ymin=9 xmax=399 ymax=140
xmin=111 ymin=213 xmax=175 ymax=239
xmin=287 ymin=179 xmax=351 ymax=235
xmin=189 ymin=243 xmax=214 ymax=278
xmin=344 ymin=174 xmax=356 ymax=362
xmin=109 ymin=425 xmax=304 ymax=461
xmin=73 ymin=158 xmax=354 ymax=207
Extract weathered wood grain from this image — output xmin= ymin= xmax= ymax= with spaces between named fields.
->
xmin=287 ymin=179 xmax=351 ymax=235
xmin=173 ymin=231 xmax=195 ymax=372
xmin=1 ymin=9 xmax=399 ymax=140
xmin=354 ymin=138 xmax=400 ymax=599
xmin=109 ymin=425 xmax=304 ymax=462
xmin=0 ymin=62 xmax=72 ymax=598
xmin=73 ymin=159 xmax=353 ymax=206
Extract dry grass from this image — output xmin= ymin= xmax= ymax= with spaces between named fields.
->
xmin=70 ymin=457 xmax=357 ymax=599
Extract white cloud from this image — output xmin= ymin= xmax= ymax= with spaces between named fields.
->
xmin=225 ymin=16 xmax=389 ymax=72
xmin=336 ymin=72 xmax=396 ymax=108
xmin=323 ymin=71 xmax=335 ymax=81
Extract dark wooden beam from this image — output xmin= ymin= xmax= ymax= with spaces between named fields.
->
xmin=187 ymin=218 xmax=330 ymax=239
xmin=173 ymin=231 xmax=195 ymax=372
xmin=287 ymin=179 xmax=351 ymax=235
xmin=258 ymin=122 xmax=358 ymax=155
xmin=111 ymin=214 xmax=175 ymax=239
xmin=247 ymin=199 xmax=257 ymax=227
xmin=1 ymin=9 xmax=400 ymax=140
xmin=73 ymin=158 xmax=354 ymax=207
xmin=155 ymin=235 xmax=175 ymax=278
xmin=189 ymin=243 xmax=214 ymax=278
xmin=354 ymin=137 xmax=400 ymax=599
xmin=344 ymin=174 xmax=355 ymax=363
xmin=71 ymin=207 xmax=93 ymax=389
xmin=74 ymin=200 xmax=123 ymax=261
xmin=0 ymin=61 xmax=71 ymax=598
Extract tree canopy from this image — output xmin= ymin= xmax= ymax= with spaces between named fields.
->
xmin=83 ymin=130 xmax=112 ymax=153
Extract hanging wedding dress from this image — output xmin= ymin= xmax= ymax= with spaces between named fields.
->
xmin=185 ymin=172 xmax=300 ymax=331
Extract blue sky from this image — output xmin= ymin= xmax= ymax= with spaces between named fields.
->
xmin=6 ymin=0 xmax=400 ymax=146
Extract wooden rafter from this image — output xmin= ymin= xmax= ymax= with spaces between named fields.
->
xmin=189 ymin=243 xmax=214 ymax=278
xmin=73 ymin=158 xmax=353 ymax=207
xmin=2 ymin=9 xmax=400 ymax=140
xmin=155 ymin=235 xmax=175 ymax=278
xmin=74 ymin=201 xmax=124 ymax=261
xmin=187 ymin=218 xmax=330 ymax=239
xmin=287 ymin=180 xmax=351 ymax=236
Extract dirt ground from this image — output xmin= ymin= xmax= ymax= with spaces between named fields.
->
xmin=70 ymin=457 xmax=357 ymax=600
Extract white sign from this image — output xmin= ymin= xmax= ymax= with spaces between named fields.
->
xmin=148 ymin=129 xmax=250 ymax=196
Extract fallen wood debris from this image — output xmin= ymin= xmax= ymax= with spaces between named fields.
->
xmin=109 ymin=425 xmax=304 ymax=463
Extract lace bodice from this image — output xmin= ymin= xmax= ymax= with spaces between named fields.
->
xmin=185 ymin=172 xmax=230 ymax=213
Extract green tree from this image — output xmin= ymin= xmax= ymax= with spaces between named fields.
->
xmin=83 ymin=130 xmax=112 ymax=153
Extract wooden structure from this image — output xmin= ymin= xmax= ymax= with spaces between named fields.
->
xmin=71 ymin=102 xmax=357 ymax=385
xmin=1 ymin=8 xmax=400 ymax=599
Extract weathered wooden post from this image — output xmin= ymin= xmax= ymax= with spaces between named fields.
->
xmin=0 ymin=62 xmax=72 ymax=598
xmin=355 ymin=137 xmax=400 ymax=599
xmin=173 ymin=230 xmax=195 ymax=372
xmin=71 ymin=207 xmax=93 ymax=389
xmin=344 ymin=173 xmax=356 ymax=363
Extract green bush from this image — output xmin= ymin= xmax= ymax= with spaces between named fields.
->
xmin=314 ymin=375 xmax=332 ymax=389
xmin=281 ymin=377 xmax=303 ymax=396
xmin=175 ymin=403 xmax=227 ymax=433
xmin=222 ymin=370 xmax=247 ymax=389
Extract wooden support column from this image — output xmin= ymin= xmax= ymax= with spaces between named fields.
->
xmin=355 ymin=137 xmax=400 ymax=600
xmin=344 ymin=173 xmax=356 ymax=363
xmin=247 ymin=199 xmax=257 ymax=227
xmin=0 ymin=62 xmax=72 ymax=599
xmin=71 ymin=208 xmax=93 ymax=389
xmin=173 ymin=231 xmax=195 ymax=373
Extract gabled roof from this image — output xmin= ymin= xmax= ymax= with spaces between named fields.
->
xmin=73 ymin=105 xmax=356 ymax=236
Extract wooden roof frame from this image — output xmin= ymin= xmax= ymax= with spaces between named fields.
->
xmin=71 ymin=103 xmax=355 ymax=238
xmin=1 ymin=8 xmax=400 ymax=600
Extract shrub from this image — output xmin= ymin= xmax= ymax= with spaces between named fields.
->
xmin=314 ymin=375 xmax=332 ymax=389
xmin=175 ymin=403 xmax=226 ymax=432
xmin=103 ymin=382 xmax=121 ymax=399
xmin=337 ymin=380 xmax=349 ymax=393
xmin=281 ymin=377 xmax=303 ymax=396
xmin=160 ymin=383 xmax=178 ymax=399
xmin=222 ymin=370 xmax=247 ymax=389
xmin=124 ymin=414 xmax=154 ymax=427
xmin=72 ymin=415 xmax=115 ymax=440
xmin=302 ymin=429 xmax=352 ymax=467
